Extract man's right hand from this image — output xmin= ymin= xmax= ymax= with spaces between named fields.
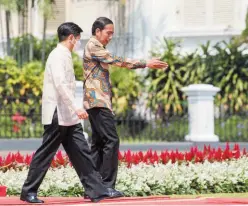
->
xmin=146 ymin=59 xmax=168 ymax=70
xmin=76 ymin=109 xmax=88 ymax=119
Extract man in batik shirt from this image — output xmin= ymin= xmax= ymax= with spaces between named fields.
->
xmin=83 ymin=17 xmax=168 ymax=197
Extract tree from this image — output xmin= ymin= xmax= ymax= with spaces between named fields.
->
xmin=29 ymin=0 xmax=36 ymax=61
xmin=0 ymin=0 xmax=56 ymax=65
xmin=37 ymin=0 xmax=56 ymax=65
xmin=0 ymin=0 xmax=16 ymax=55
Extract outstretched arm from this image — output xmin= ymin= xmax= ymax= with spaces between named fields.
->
xmin=89 ymin=43 xmax=168 ymax=70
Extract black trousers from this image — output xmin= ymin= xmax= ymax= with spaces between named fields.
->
xmin=21 ymin=110 xmax=107 ymax=199
xmin=87 ymin=107 xmax=119 ymax=188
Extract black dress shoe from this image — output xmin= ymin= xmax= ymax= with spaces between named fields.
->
xmin=107 ymin=188 xmax=124 ymax=198
xmin=90 ymin=194 xmax=109 ymax=203
xmin=84 ymin=194 xmax=90 ymax=199
xmin=20 ymin=194 xmax=44 ymax=204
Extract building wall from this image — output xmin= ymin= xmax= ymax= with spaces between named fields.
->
xmin=127 ymin=0 xmax=248 ymax=58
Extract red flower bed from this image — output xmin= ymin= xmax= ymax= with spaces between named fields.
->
xmin=120 ymin=143 xmax=245 ymax=167
xmin=0 ymin=143 xmax=246 ymax=171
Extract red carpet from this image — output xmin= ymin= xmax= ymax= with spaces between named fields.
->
xmin=1 ymin=196 xmax=248 ymax=205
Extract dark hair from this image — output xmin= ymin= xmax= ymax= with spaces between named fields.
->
xmin=57 ymin=22 xmax=83 ymax=42
xmin=92 ymin=17 xmax=113 ymax=35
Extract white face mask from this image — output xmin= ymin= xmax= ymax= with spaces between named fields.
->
xmin=73 ymin=40 xmax=81 ymax=51
xmin=71 ymin=37 xmax=81 ymax=51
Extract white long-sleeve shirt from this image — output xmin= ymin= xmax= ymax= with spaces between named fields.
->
xmin=42 ymin=44 xmax=80 ymax=126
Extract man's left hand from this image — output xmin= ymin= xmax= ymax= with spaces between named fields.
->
xmin=146 ymin=59 xmax=168 ymax=70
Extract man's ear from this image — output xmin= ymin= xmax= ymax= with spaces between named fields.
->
xmin=95 ymin=28 xmax=100 ymax=34
xmin=68 ymin=34 xmax=74 ymax=40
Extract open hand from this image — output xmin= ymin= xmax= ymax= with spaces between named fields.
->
xmin=147 ymin=59 xmax=168 ymax=70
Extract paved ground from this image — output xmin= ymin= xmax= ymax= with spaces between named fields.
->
xmin=1 ymin=196 xmax=248 ymax=206
xmin=0 ymin=139 xmax=248 ymax=155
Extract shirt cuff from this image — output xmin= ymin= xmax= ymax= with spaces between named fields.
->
xmin=132 ymin=59 xmax=147 ymax=69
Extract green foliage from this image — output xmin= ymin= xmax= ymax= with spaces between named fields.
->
xmin=2 ymin=15 xmax=248 ymax=141
xmin=5 ymin=161 xmax=248 ymax=197
xmin=72 ymin=53 xmax=84 ymax=81
xmin=241 ymin=8 xmax=248 ymax=39
xmin=148 ymin=36 xmax=248 ymax=115
xmin=0 ymin=55 xmax=83 ymax=138
xmin=0 ymin=57 xmax=43 ymax=138
xmin=0 ymin=0 xmax=17 ymax=10
xmin=182 ymin=41 xmax=212 ymax=85
xmin=115 ymin=114 xmax=248 ymax=142
xmin=38 ymin=0 xmax=56 ymax=19
xmin=146 ymin=9 xmax=248 ymax=116
xmin=205 ymin=39 xmax=248 ymax=112
xmin=147 ymin=39 xmax=186 ymax=115
xmin=116 ymin=118 xmax=188 ymax=142
xmin=11 ymin=35 xmax=58 ymax=66
xmin=215 ymin=115 xmax=248 ymax=142
xmin=10 ymin=35 xmax=84 ymax=80
xmin=110 ymin=66 xmax=142 ymax=115
xmin=0 ymin=57 xmax=19 ymax=95
xmin=38 ymin=185 xmax=83 ymax=197
xmin=6 ymin=177 xmax=248 ymax=196
xmin=0 ymin=58 xmax=43 ymax=98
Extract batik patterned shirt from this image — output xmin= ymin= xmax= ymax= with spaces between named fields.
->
xmin=83 ymin=36 xmax=146 ymax=111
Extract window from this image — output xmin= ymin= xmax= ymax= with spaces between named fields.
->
xmin=173 ymin=0 xmax=240 ymax=35
xmin=183 ymin=0 xmax=206 ymax=27
xmin=213 ymin=0 xmax=234 ymax=26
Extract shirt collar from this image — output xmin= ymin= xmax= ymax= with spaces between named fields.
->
xmin=57 ymin=43 xmax=72 ymax=56
xmin=90 ymin=36 xmax=106 ymax=48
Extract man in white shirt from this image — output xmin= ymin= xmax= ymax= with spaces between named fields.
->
xmin=20 ymin=22 xmax=117 ymax=204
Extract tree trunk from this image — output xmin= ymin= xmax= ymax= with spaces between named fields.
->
xmin=41 ymin=16 xmax=47 ymax=65
xmin=25 ymin=0 xmax=28 ymax=34
xmin=0 ymin=5 xmax=6 ymax=54
xmin=5 ymin=10 xmax=11 ymax=56
xmin=29 ymin=0 xmax=35 ymax=61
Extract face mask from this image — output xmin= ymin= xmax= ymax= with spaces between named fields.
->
xmin=73 ymin=40 xmax=81 ymax=51
xmin=70 ymin=37 xmax=81 ymax=51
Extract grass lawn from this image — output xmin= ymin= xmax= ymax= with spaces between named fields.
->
xmin=170 ymin=193 xmax=248 ymax=198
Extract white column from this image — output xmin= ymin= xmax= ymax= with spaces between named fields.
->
xmin=75 ymin=81 xmax=89 ymax=141
xmin=181 ymin=84 xmax=220 ymax=142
